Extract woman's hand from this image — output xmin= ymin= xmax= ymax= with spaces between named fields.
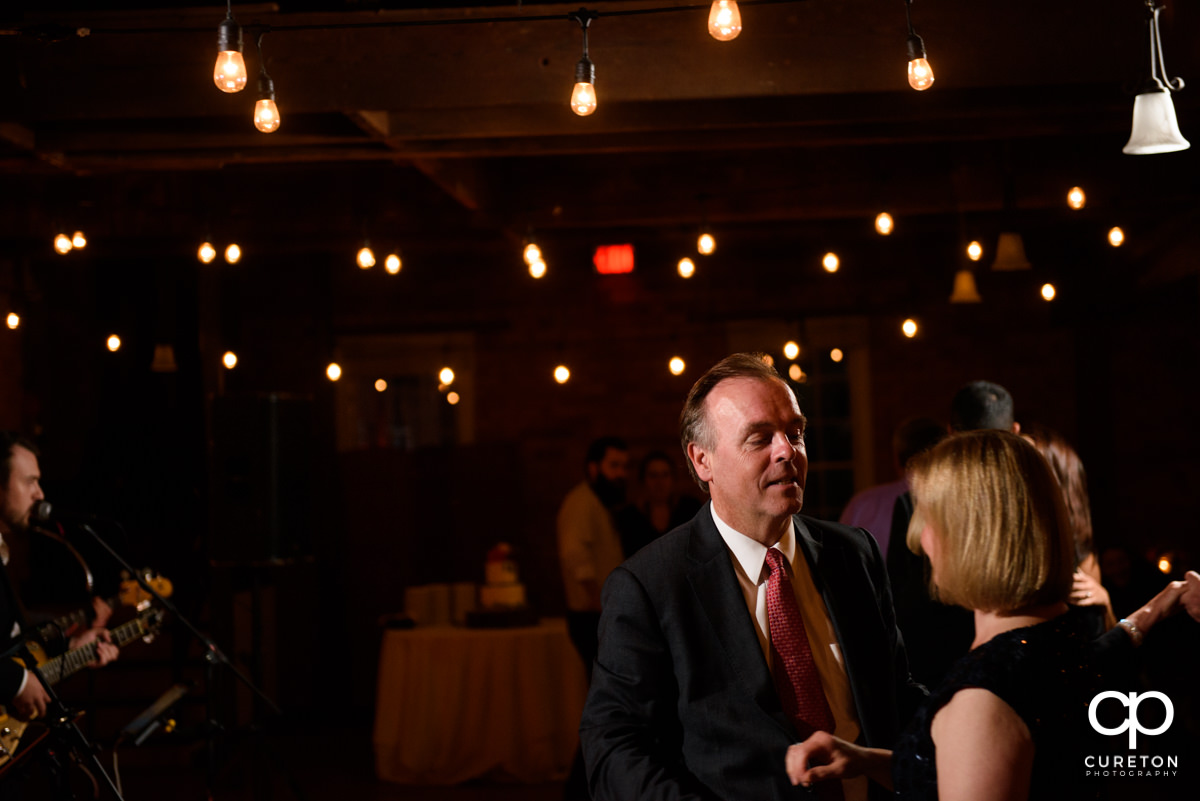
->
xmin=1070 ymin=569 xmax=1116 ymax=627
xmin=785 ymin=731 xmax=893 ymax=790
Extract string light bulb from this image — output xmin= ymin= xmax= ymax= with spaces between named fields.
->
xmin=198 ymin=242 xmax=217 ymax=264
xmin=788 ymin=363 xmax=805 ymax=382
xmin=554 ymin=365 xmax=571 ymax=384
xmin=1041 ymin=283 xmax=1057 ymax=301
xmin=830 ymin=348 xmax=844 ymax=363
xmin=783 ymin=341 xmax=800 ymax=360
xmin=357 ymin=244 xmax=376 ymax=269
xmin=569 ymin=9 xmax=598 ymax=116
xmin=326 ymin=362 xmax=342 ymax=381
xmin=523 ymin=242 xmax=542 ymax=266
xmin=225 ymin=243 xmax=241 ymax=264
xmin=213 ymin=2 xmax=247 ymax=93
xmin=385 ymin=253 xmax=402 ymax=274
xmin=71 ymin=230 xmax=87 ymax=249
xmin=902 ymin=318 xmax=919 ymax=338
xmin=439 ymin=367 xmax=455 ymax=386
xmin=669 ymin=357 xmax=686 ymax=375
xmin=875 ymin=212 xmax=894 ymax=235
xmin=903 ymin=0 xmax=934 ymax=91
xmin=223 ymin=351 xmax=238 ymax=369
xmin=529 ymin=258 xmax=547 ymax=279
xmin=707 ymin=0 xmax=743 ymax=42
xmin=447 ymin=391 xmax=461 ymax=405
xmin=677 ymin=257 xmax=696 ymax=278
xmin=253 ymin=32 xmax=280 ymax=133
xmin=697 ymin=232 xmax=715 ymax=255
xmin=966 ymin=240 xmax=983 ymax=261
xmin=1067 ymin=187 xmax=1086 ymax=210
xmin=822 ymin=252 xmax=840 ymax=273
xmin=106 ymin=334 xmax=121 ymax=352
xmin=5 ymin=313 xmax=19 ymax=330
xmin=375 ymin=379 xmax=387 ymax=392
xmin=1108 ymin=227 xmax=1125 ymax=247
xmin=54 ymin=233 xmax=73 ymax=254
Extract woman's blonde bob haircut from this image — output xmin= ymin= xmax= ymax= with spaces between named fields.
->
xmin=906 ymin=430 xmax=1074 ymax=614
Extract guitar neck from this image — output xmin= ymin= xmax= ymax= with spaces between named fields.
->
xmin=48 ymin=595 xmax=117 ymax=636
xmin=40 ymin=615 xmax=153 ymax=686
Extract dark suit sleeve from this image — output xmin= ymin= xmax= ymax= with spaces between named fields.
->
xmin=580 ymin=566 xmax=720 ymax=801
xmin=0 ymin=658 xmax=23 ymax=703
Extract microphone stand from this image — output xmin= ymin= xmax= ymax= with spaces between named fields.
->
xmin=72 ymin=522 xmax=302 ymax=800
xmin=0 ymin=631 xmax=126 ymax=799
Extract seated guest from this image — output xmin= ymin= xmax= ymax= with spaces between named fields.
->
xmin=786 ymin=431 xmax=1187 ymax=800
xmin=614 ymin=450 xmax=701 ymax=557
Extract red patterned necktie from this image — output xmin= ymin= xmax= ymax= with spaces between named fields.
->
xmin=765 ymin=547 xmax=835 ymax=739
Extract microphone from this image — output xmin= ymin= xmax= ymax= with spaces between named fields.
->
xmin=30 ymin=500 xmax=96 ymax=525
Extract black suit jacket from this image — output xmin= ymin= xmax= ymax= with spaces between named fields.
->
xmin=0 ymin=562 xmax=27 ymax=702
xmin=581 ymin=503 xmax=925 ymax=801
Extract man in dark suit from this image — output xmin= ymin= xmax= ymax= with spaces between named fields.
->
xmin=580 ymin=354 xmax=924 ymax=800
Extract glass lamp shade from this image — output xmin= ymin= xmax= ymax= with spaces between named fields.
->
xmin=990 ymin=232 xmax=1031 ymax=271
xmin=1123 ymin=90 xmax=1191 ymax=155
xmin=949 ymin=269 xmax=982 ymax=303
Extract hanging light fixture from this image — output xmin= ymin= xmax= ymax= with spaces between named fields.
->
xmin=6 ymin=313 xmax=19 ymax=330
xmin=822 ymin=252 xmax=840 ymax=273
xmin=568 ymin=9 xmax=598 ymax=116
xmin=198 ymin=241 xmax=217 ymax=264
xmin=71 ymin=230 xmax=87 ymax=249
xmin=707 ymin=0 xmax=742 ymax=42
xmin=151 ymin=344 xmax=178 ymax=373
xmin=106 ymin=334 xmax=121 ymax=352
xmin=213 ymin=0 xmax=248 ymax=94
xmin=903 ymin=0 xmax=935 ymax=91
xmin=966 ymin=240 xmax=983 ymax=261
xmin=357 ymin=243 xmax=375 ymax=269
xmin=697 ymin=231 xmax=716 ymax=255
xmin=53 ymin=233 xmax=73 ymax=254
xmin=875 ymin=212 xmax=894 ymax=235
xmin=1067 ymin=187 xmax=1086 ymax=210
xmin=1123 ymin=1 xmax=1189 ymax=155
xmin=949 ymin=270 xmax=982 ymax=303
xmin=385 ymin=252 xmax=402 ymax=274
xmin=523 ymin=240 xmax=542 ymax=266
xmin=677 ymin=257 xmax=696 ymax=278
xmin=253 ymin=31 xmax=281 ymax=133
xmin=990 ymin=232 xmax=1031 ymax=271
xmin=225 ymin=243 xmax=242 ymax=264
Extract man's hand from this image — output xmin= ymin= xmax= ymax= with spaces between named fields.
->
xmin=1183 ymin=571 xmax=1200 ymax=622
xmin=68 ymin=628 xmax=119 ymax=667
xmin=10 ymin=673 xmax=51 ymax=721
xmin=91 ymin=596 xmax=113 ymax=629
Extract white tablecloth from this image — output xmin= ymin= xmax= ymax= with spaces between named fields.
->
xmin=373 ymin=618 xmax=588 ymax=784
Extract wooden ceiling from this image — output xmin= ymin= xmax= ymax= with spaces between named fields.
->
xmin=1 ymin=1 xmax=1198 ymax=251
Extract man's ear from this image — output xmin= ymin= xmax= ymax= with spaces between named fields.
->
xmin=687 ymin=442 xmax=713 ymax=486
xmin=1011 ymin=421 xmax=1021 ymax=435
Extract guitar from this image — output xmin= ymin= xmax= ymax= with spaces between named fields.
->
xmin=37 ymin=570 xmax=173 ymax=640
xmin=0 ymin=606 xmax=167 ymax=768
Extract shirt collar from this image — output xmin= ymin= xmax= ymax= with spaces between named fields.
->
xmin=710 ymin=505 xmax=796 ymax=585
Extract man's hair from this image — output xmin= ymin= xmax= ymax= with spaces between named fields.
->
xmin=892 ymin=416 xmax=947 ymax=469
xmin=1022 ymin=423 xmax=1094 ymax=565
xmin=905 ymin=430 xmax=1073 ymax=614
xmin=679 ymin=353 xmax=782 ymax=492
xmin=949 ymin=380 xmax=1014 ymax=432
xmin=0 ymin=431 xmax=39 ymax=487
xmin=585 ymin=436 xmax=628 ymax=468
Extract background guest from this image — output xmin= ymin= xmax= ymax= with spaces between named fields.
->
xmin=614 ymin=450 xmax=701 ymax=557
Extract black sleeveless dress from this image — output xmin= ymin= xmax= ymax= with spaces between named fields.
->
xmin=892 ymin=609 xmax=1105 ymax=800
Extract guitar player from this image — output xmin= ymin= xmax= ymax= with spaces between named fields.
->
xmin=0 ymin=433 xmax=118 ymax=721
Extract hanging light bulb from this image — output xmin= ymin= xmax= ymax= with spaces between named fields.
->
xmin=1041 ymin=283 xmax=1057 ymax=301
xmin=1067 ymin=187 xmax=1086 ymax=210
xmin=783 ymin=341 xmax=800 ymax=360
xmin=677 ymin=257 xmax=696 ymax=278
xmin=875 ymin=212 xmax=894 ymax=235
xmin=5 ymin=313 xmax=19 ymax=330
xmin=966 ymin=240 xmax=983 ymax=261
xmin=326 ymin=362 xmax=342 ymax=381
xmin=439 ymin=367 xmax=455 ymax=386
xmin=213 ymin=3 xmax=247 ymax=94
xmin=1108 ymin=227 xmax=1125 ymax=247
xmin=788 ymin=363 xmax=805 ymax=382
xmin=385 ymin=253 xmax=402 ymax=274
xmin=707 ymin=0 xmax=743 ymax=42
xmin=554 ymin=365 xmax=571 ymax=384
xmin=106 ymin=334 xmax=121 ymax=352
xmin=357 ymin=244 xmax=375 ymax=269
xmin=1123 ymin=1 xmax=1189 ymax=155
xmin=225 ymin=243 xmax=242 ymax=264
xmin=54 ymin=233 xmax=73 ymax=254
xmin=523 ymin=242 xmax=542 ymax=266
xmin=569 ymin=9 xmax=598 ymax=116
xmin=669 ymin=357 xmax=686 ymax=376
xmin=446 ymin=391 xmax=461 ymax=405
xmin=253 ymin=32 xmax=281 ymax=133
xmin=904 ymin=0 xmax=934 ymax=91
xmin=697 ymin=232 xmax=716 ymax=255
xmin=949 ymin=270 xmax=982 ymax=303
xmin=822 ymin=252 xmax=840 ymax=273
xmin=902 ymin=318 xmax=919 ymax=338
xmin=529 ymin=258 xmax=547 ymax=279
xmin=198 ymin=242 xmax=217 ymax=264
xmin=830 ymin=348 xmax=844 ymax=363
xmin=71 ymin=230 xmax=87 ymax=249
xmin=223 ymin=351 xmax=238 ymax=369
